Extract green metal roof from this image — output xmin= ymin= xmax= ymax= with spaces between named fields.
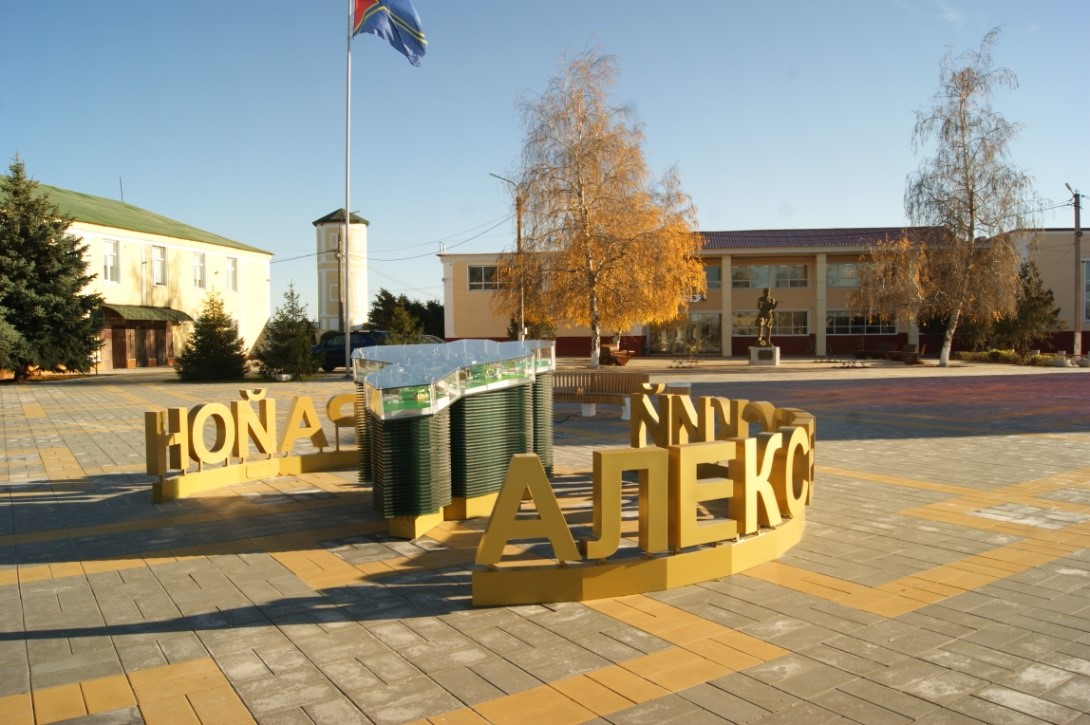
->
xmin=102 ymin=304 xmax=194 ymax=322
xmin=2 ymin=178 xmax=272 ymax=256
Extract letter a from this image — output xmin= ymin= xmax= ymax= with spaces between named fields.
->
xmin=476 ymin=454 xmax=580 ymax=565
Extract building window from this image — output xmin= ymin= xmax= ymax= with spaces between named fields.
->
xmin=193 ymin=252 xmax=206 ymax=289
xmin=1084 ymin=260 xmax=1089 ymax=322
xmin=825 ymin=310 xmax=895 ymax=335
xmin=226 ymin=257 xmax=238 ymax=292
xmin=826 ymin=263 xmax=860 ymax=288
xmin=731 ymin=264 xmax=808 ymax=289
xmin=731 ymin=265 xmax=768 ymax=289
xmin=772 ymin=264 xmax=808 ymax=288
xmin=102 ymin=240 xmax=120 ymax=283
xmin=468 ymin=265 xmax=498 ymax=290
xmin=732 ymin=310 xmax=808 ymax=336
xmin=705 ymin=265 xmax=721 ymax=290
xmin=151 ymin=246 xmax=166 ymax=286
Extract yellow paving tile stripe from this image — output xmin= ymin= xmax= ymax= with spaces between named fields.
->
xmin=420 ymin=594 xmax=789 ymax=724
xmin=745 ymin=519 xmax=1090 ymax=619
xmin=21 ymin=403 xmax=46 ymax=420
xmin=12 ymin=657 xmax=252 ymax=725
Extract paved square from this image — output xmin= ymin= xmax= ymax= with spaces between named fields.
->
xmin=1 ymin=361 xmax=1088 ymax=723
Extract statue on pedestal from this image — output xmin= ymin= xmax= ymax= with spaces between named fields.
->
xmin=756 ymin=287 xmax=778 ymax=346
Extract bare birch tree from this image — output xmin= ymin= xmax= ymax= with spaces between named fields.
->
xmin=854 ymin=29 xmax=1036 ymax=366
xmin=493 ymin=49 xmax=704 ymax=368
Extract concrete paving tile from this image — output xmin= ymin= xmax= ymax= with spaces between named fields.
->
xmin=973 ymin=685 xmax=1081 ymax=724
xmin=945 ymin=694 xmax=1061 ymax=725
xmin=1044 ymin=653 xmax=1090 ymax=677
xmin=469 ymin=658 xmax=542 ymax=695
xmin=998 ymin=663 xmax=1078 ymax=696
xmin=798 ymin=643 xmax=888 ymax=677
xmin=29 ymin=646 xmax=124 ymax=689
xmin=677 ymin=682 xmax=769 ymax=722
xmin=939 ymin=639 xmax=1033 ymax=673
xmin=901 ymin=670 xmax=988 ymax=705
xmin=706 ymin=673 xmax=803 ymax=713
xmin=215 ymin=649 xmax=275 ymax=682
xmin=320 ymin=658 xmax=384 ymax=698
xmin=430 ymin=665 xmax=506 ymax=705
xmin=1044 ymin=675 xmax=1090 ymax=712
xmin=837 ymin=679 xmax=939 ymax=720
xmin=356 ymin=679 xmax=463 ymax=724
xmin=605 ymin=693 xmax=724 ymax=725
xmin=746 ymin=700 xmax=841 ymax=724
xmin=771 ymin=661 xmax=859 ymax=700
xmin=303 ymin=697 xmax=369 ymax=725
xmin=811 ymin=688 xmax=912 ymax=724
xmin=231 ymin=665 xmax=342 ymax=716
xmin=506 ymin=640 xmax=610 ymax=682
xmin=114 ymin=642 xmax=168 ymax=671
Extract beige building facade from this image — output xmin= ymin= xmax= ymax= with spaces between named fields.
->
xmin=442 ymin=226 xmax=1088 ymax=358
xmin=43 ymin=184 xmax=272 ymax=369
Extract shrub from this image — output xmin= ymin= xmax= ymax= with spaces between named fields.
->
xmin=175 ymin=292 xmax=248 ymax=382
xmin=254 ymin=284 xmax=319 ymax=379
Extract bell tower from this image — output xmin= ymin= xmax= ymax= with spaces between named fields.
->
xmin=312 ymin=209 xmax=369 ymax=335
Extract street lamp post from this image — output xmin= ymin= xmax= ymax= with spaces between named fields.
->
xmin=490 ymin=173 xmax=525 ymax=341
xmin=1067 ymin=183 xmax=1083 ymax=357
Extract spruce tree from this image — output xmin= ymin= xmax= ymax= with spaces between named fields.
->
xmin=386 ymin=304 xmax=425 ymax=344
xmin=992 ymin=260 xmax=1061 ymax=353
xmin=175 ymin=292 xmax=248 ymax=381
xmin=254 ymin=284 xmax=319 ymax=378
xmin=0 ymin=158 xmax=103 ymax=378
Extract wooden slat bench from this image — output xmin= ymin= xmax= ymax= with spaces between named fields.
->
xmin=554 ymin=370 xmax=648 ymax=418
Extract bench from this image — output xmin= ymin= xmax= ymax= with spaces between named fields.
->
xmin=599 ymin=343 xmax=634 ymax=366
xmin=554 ymin=370 xmax=648 ymax=418
xmin=900 ymin=344 xmax=925 ymax=365
xmin=854 ymin=342 xmax=898 ymax=360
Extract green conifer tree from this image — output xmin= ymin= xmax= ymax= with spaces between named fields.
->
xmin=254 ymin=284 xmax=319 ymax=378
xmin=386 ymin=304 xmax=425 ymax=344
xmin=175 ymin=292 xmax=248 ymax=381
xmin=0 ymin=158 xmax=103 ymax=378
xmin=992 ymin=259 xmax=1061 ymax=353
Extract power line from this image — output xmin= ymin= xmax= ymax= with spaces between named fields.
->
xmin=270 ymin=213 xmax=514 ymax=264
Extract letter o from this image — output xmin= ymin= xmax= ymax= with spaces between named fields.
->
xmin=188 ymin=403 xmax=236 ymax=466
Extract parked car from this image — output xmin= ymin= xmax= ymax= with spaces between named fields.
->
xmin=313 ymin=330 xmax=388 ymax=371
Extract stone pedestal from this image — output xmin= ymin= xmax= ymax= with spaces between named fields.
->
xmin=749 ymin=346 xmax=780 ymax=366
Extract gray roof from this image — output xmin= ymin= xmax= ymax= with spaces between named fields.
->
xmin=699 ymin=227 xmax=942 ymax=251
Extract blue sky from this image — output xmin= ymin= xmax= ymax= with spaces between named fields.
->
xmin=1 ymin=1 xmax=1086 ymax=322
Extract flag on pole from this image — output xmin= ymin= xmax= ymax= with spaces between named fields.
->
xmin=352 ymin=0 xmax=427 ymax=66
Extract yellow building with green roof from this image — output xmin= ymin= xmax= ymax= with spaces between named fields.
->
xmin=35 ymin=183 xmax=272 ymax=369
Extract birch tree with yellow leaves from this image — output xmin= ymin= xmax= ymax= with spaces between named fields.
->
xmin=493 ymin=49 xmax=704 ymax=368
xmin=853 ymin=29 xmax=1036 ymax=367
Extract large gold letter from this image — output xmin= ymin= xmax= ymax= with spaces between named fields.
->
xmin=730 ymin=432 xmax=784 ymax=535
xmin=772 ymin=425 xmax=812 ymax=518
xmin=584 ymin=447 xmax=669 ymax=559
xmin=669 ymin=440 xmax=739 ymax=550
xmin=187 ymin=404 xmax=234 ymax=467
xmin=145 ymin=408 xmax=189 ymax=477
xmin=476 ymin=454 xmax=580 ymax=565
xmin=278 ymin=396 xmax=329 ymax=453
xmin=232 ymin=396 xmax=276 ymax=460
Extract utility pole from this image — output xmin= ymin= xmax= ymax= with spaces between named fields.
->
xmin=490 ymin=173 xmax=526 ymax=340
xmin=1067 ymin=184 xmax=1083 ymax=356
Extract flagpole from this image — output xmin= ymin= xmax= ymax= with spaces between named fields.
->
xmin=342 ymin=0 xmax=353 ymax=375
